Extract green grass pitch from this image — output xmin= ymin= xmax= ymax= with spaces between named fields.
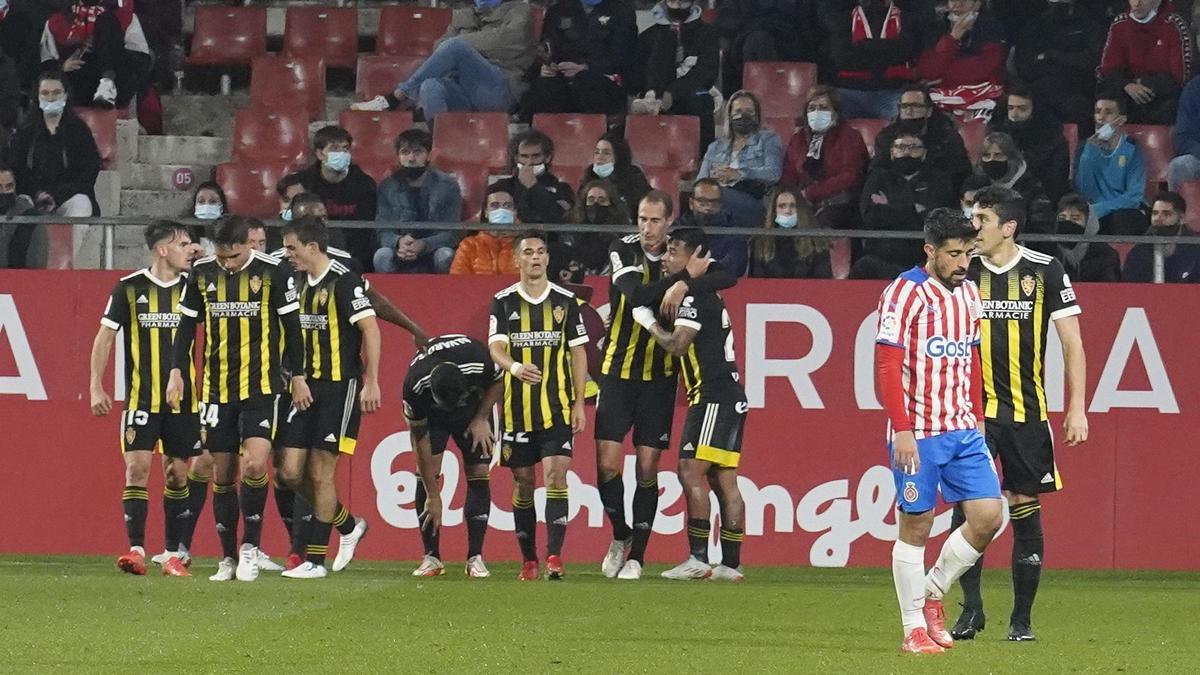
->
xmin=2 ymin=557 xmax=1197 ymax=672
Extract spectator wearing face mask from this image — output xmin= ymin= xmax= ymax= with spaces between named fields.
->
xmin=1124 ymin=189 xmax=1200 ymax=281
xmin=489 ymin=129 xmax=575 ymax=224
xmin=0 ymin=163 xmax=38 ymax=268
xmin=874 ymin=84 xmax=972 ymax=192
xmin=1053 ymin=193 xmax=1122 ymax=281
xmin=749 ymin=186 xmax=833 ymax=279
xmin=1075 ymin=92 xmax=1148 ymax=235
xmin=959 ymin=173 xmax=990 ymax=219
xmin=1166 ymin=75 xmax=1200 ymax=190
xmin=973 ymin=132 xmax=1056 ymax=247
xmin=374 ymin=129 xmax=463 ymax=274
xmin=781 ymin=85 xmax=869 ymax=232
xmin=699 ymin=89 xmax=783 ymax=232
xmin=579 ymin=133 xmax=650 ymax=211
xmin=39 ymin=0 xmax=151 ymax=109
xmin=290 ymin=125 xmax=378 ymax=267
xmin=1013 ymin=0 xmax=1106 ymax=133
xmin=672 ymin=178 xmax=748 ymax=275
xmin=1097 ymin=0 xmax=1192 ymax=125
xmin=187 ymin=181 xmax=227 ymax=257
xmin=988 ymin=87 xmax=1073 ymax=203
xmin=275 ymin=174 xmax=305 ymax=223
xmin=566 ymin=178 xmax=631 ymax=274
xmin=451 ymin=187 xmax=520 ymax=275
xmin=915 ymin=0 xmax=1007 ymax=122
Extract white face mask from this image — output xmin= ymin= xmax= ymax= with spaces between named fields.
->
xmin=1132 ymin=8 xmax=1157 ymax=24
xmin=280 ymin=208 xmax=293 ymax=222
xmin=39 ymin=98 xmax=66 ymax=116
xmin=775 ymin=213 xmax=798 ymax=229
xmin=592 ymin=162 xmax=614 ymax=178
xmin=194 ymin=203 xmax=222 ymax=220
xmin=519 ymin=163 xmax=546 ymax=176
xmin=963 ymin=206 xmax=974 ymax=219
xmin=1096 ymin=122 xmax=1118 ymax=142
xmin=324 ymin=151 xmax=351 ymax=173
xmin=807 ymin=110 xmax=834 ymax=133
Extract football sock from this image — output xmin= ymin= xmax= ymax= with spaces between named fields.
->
xmin=1010 ymin=500 xmax=1044 ymax=626
xmin=163 ymin=485 xmax=190 ymax=552
xmin=122 ymin=486 xmax=149 ymax=549
xmin=545 ymin=487 xmax=569 ymax=557
xmin=332 ymin=503 xmax=357 ymax=536
xmin=307 ymin=520 xmax=332 ymax=566
xmin=239 ymin=473 xmax=269 ymax=548
xmin=719 ymin=527 xmax=744 ymax=569
xmin=291 ymin=493 xmax=312 ymax=556
xmin=951 ymin=504 xmax=985 ymax=610
xmin=687 ymin=518 xmax=710 ymax=563
xmin=182 ymin=471 xmax=209 ymax=549
xmin=926 ymin=528 xmax=983 ymax=601
xmin=598 ymin=475 xmax=631 ymax=541
xmin=892 ymin=540 xmax=927 ymax=633
xmin=512 ymin=495 xmax=537 ymax=562
xmin=465 ymin=475 xmax=491 ymax=559
xmin=211 ymin=482 xmax=239 ymax=559
xmin=628 ymin=479 xmax=659 ymax=563
xmin=272 ymin=478 xmax=295 ymax=544
xmin=414 ymin=479 xmax=441 ymax=559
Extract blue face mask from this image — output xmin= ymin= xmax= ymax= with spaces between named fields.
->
xmin=475 ymin=0 xmax=503 ymax=9
xmin=1095 ymin=123 xmax=1117 ymax=142
xmin=592 ymin=162 xmax=614 ymax=178
xmin=775 ymin=213 xmax=798 ymax=229
xmin=194 ymin=203 xmax=222 ymax=220
xmin=488 ymin=208 xmax=515 ymax=225
xmin=39 ymin=98 xmax=66 ymax=117
xmin=280 ymin=208 xmax=293 ymax=222
xmin=324 ymin=151 xmax=351 ymax=173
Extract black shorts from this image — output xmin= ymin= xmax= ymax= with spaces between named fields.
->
xmin=594 ymin=375 xmax=677 ymax=450
xmin=679 ymin=394 xmax=748 ymax=469
xmin=986 ymin=418 xmax=1060 ymax=495
xmin=280 ymin=379 xmax=362 ymax=455
xmin=429 ymin=413 xmax=496 ymax=466
xmin=500 ymin=425 xmax=573 ymax=469
xmin=273 ymin=390 xmax=294 ymax=451
xmin=120 ymin=409 xmax=202 ymax=458
xmin=199 ymin=395 xmax=280 ymax=453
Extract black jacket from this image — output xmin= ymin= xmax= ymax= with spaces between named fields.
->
xmin=10 ymin=109 xmax=101 ymax=211
xmin=859 ymin=163 xmax=954 ymax=267
xmin=873 ymin=111 xmax=972 ymax=192
xmin=750 ymin=242 xmax=833 ymax=279
xmin=635 ymin=6 xmax=720 ymax=95
xmin=294 ymin=162 xmax=378 ymax=222
xmin=1014 ymin=3 xmax=1105 ymax=94
xmin=821 ymin=0 xmax=934 ymax=90
xmin=491 ymin=171 xmax=576 ymax=224
xmin=716 ymin=0 xmax=821 ymax=61
xmin=989 ymin=106 xmax=1072 ymax=203
xmin=579 ymin=164 xmax=652 ymax=209
xmin=1059 ymin=242 xmax=1122 ymax=282
xmin=535 ymin=0 xmax=638 ymax=80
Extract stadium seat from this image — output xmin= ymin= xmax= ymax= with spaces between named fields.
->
xmin=73 ymin=107 xmax=118 ymax=170
xmin=831 ymin=238 xmax=851 ymax=280
xmin=847 ymin=118 xmax=888 ymax=158
xmin=355 ymin=55 xmax=424 ymax=101
xmin=338 ymin=110 xmax=414 ymax=167
xmin=1063 ymin=123 xmax=1079 ymax=179
xmin=356 ymin=157 xmax=397 ymax=185
xmin=216 ymin=161 xmax=293 ymax=220
xmin=1125 ymin=124 xmax=1172 ymax=187
xmin=44 ymin=225 xmax=75 ymax=269
xmin=553 ymin=164 xmax=586 ymax=193
xmin=377 ymin=6 xmax=451 ymax=57
xmin=1177 ymin=181 xmax=1200 ymax=233
xmin=231 ymin=107 xmax=310 ymax=166
xmin=430 ymin=112 xmax=510 ymax=172
xmin=186 ymin=6 xmax=267 ymax=67
xmin=434 ymin=160 xmax=492 ymax=219
xmin=701 ymin=8 xmax=718 ymax=23
xmin=250 ymin=56 xmax=326 ymax=121
xmin=960 ymin=118 xmax=987 ymax=165
xmin=532 ymin=113 xmax=606 ymax=168
xmin=624 ymin=115 xmax=700 ymax=176
xmin=532 ymin=5 xmax=545 ymax=37
xmin=282 ymin=7 xmax=359 ymax=70
xmin=742 ymin=62 xmax=817 ymax=122
xmin=642 ymin=166 xmax=683 ymax=201
xmin=764 ymin=117 xmax=796 ymax=144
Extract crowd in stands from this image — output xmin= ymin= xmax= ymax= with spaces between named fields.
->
xmin=0 ymin=0 xmax=1198 ymax=282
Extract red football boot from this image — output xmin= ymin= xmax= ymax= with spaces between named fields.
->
xmin=117 ymin=549 xmax=147 ymax=576
xmin=546 ymin=555 xmax=565 ymax=580
xmin=285 ymin=553 xmax=304 ymax=571
xmin=901 ymin=627 xmax=946 ymax=654
xmin=923 ymin=598 xmax=954 ymax=648
xmin=162 ymin=556 xmax=191 ymax=577
xmin=518 ymin=560 xmax=540 ymax=581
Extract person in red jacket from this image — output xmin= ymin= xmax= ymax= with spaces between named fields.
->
xmin=1097 ymin=0 xmax=1192 ymax=124
xmin=781 ymin=85 xmax=869 ymax=231
xmin=916 ymin=0 xmax=1006 ymax=123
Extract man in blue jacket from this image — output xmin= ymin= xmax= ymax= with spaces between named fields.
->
xmin=373 ymin=129 xmax=463 ymax=274
xmin=1074 ymin=93 xmax=1148 ymax=235
xmin=672 ymin=178 xmax=748 ymax=276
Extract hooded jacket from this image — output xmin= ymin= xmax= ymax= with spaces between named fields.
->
xmin=781 ymin=120 xmax=869 ymax=205
xmin=1097 ymin=2 xmax=1192 ymax=95
xmin=989 ymin=107 xmax=1072 ymax=202
xmin=10 ymin=107 xmax=101 ymax=210
xmin=974 ymin=158 xmax=1056 ymax=238
xmin=442 ymin=1 xmax=536 ymax=99
xmin=635 ymin=4 xmax=719 ymax=95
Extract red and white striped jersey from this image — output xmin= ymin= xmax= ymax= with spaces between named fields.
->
xmin=875 ymin=266 xmax=982 ymax=439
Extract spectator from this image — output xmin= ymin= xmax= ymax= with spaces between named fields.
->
xmin=291 ymin=125 xmax=378 ymax=267
xmin=1013 ymin=0 xmax=1106 ymax=133
xmin=874 ymin=84 xmax=973 ymax=192
xmin=1124 ymin=189 xmax=1200 ymax=281
xmin=959 ymin=173 xmax=990 ymax=217
xmin=276 ymin=173 xmax=305 ymax=220
xmin=781 ymin=84 xmax=869 ymax=231
xmin=673 ymin=178 xmax=748 ymax=275
xmin=632 ymin=0 xmax=721 ymax=153
xmin=1167 ymin=75 xmax=1200 ymax=190
xmin=1075 ymin=93 xmax=1148 ymax=234
xmin=489 ymin=129 xmax=575 ymax=224
xmin=989 ymin=87 xmax=1073 ymax=203
xmin=450 ymin=187 xmax=520 ymax=275
xmin=1097 ymin=0 xmax=1192 ymax=124
xmin=567 ymin=178 xmax=631 ymax=274
xmin=352 ymin=0 xmax=534 ymax=118
xmin=373 ymin=129 xmax=463 ymax=274
xmin=0 ymin=163 xmax=37 ymax=268
xmin=916 ymin=0 xmax=1006 ymax=122
xmin=699 ymin=90 xmax=783 ymax=228
xmin=518 ymin=0 xmax=636 ymax=122
xmin=749 ymin=186 xmax=833 ymax=278
xmin=289 ymin=192 xmax=328 ymax=220
xmin=715 ymin=0 xmax=820 ymax=95
xmin=580 ymin=133 xmax=651 ymax=210
xmin=822 ymin=0 xmax=933 ymax=120
xmin=1053 ymin=193 xmax=1122 ymax=281
xmin=188 ymin=181 xmax=227 ymax=256
xmin=39 ymin=0 xmax=151 ymax=109
xmin=854 ymin=130 xmax=954 ymax=278
xmin=974 ymin=131 xmax=1056 ymax=240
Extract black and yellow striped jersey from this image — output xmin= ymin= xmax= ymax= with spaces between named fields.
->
xmin=175 ymin=250 xmax=299 ymax=403
xmin=489 ymin=283 xmax=589 ymax=433
xmin=402 ymin=335 xmax=502 ymax=427
xmin=673 ymin=291 xmax=742 ymax=405
xmin=100 ymin=269 xmax=197 ymax=413
xmin=295 ymin=260 xmax=375 ymax=381
xmin=968 ymin=245 xmax=1082 ymax=423
xmin=602 ymin=234 xmax=675 ymax=381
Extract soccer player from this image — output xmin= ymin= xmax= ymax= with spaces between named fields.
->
xmin=277 ymin=216 xmax=379 ymax=579
xmin=950 ymin=186 xmax=1088 ymax=642
xmin=874 ymin=208 xmax=1004 ymax=654
xmin=488 ymin=230 xmax=589 ymax=581
xmin=166 ymin=216 xmax=304 ymax=582
xmin=630 ymin=227 xmax=748 ymax=582
xmin=90 ymin=221 xmax=203 ymax=578
xmin=596 ymin=191 xmax=737 ymax=580
xmin=403 ymin=334 xmax=504 ymax=577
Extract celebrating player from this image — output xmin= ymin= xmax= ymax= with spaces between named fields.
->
xmin=403 ymin=334 xmax=504 ymax=577
xmin=949 ymin=186 xmax=1088 ymax=642
xmin=632 ymin=227 xmax=748 ymax=582
xmin=874 ymin=209 xmax=1004 ymax=654
xmin=488 ymin=230 xmax=589 ymax=581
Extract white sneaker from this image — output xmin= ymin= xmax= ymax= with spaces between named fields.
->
xmin=602 ymin=538 xmax=632 ymax=578
xmin=464 ymin=555 xmax=490 ymax=578
xmin=710 ymin=564 xmax=745 ymax=582
xmin=617 ymin=559 xmax=642 ymax=580
xmin=152 ymin=547 xmax=192 ymax=566
xmin=281 ymin=561 xmax=328 ymax=579
xmin=331 ymin=517 xmax=367 ymax=572
xmin=412 ymin=554 xmax=445 ymax=577
xmin=350 ymin=95 xmax=389 ymax=112
xmin=208 ymin=557 xmax=235 ymax=581
xmin=255 ymin=549 xmax=284 ymax=571
xmin=661 ymin=556 xmax=713 ymax=580
xmin=150 ymin=550 xmax=172 ymax=566
xmin=235 ymin=543 xmax=259 ymax=581
xmin=93 ymin=77 xmax=117 ymax=107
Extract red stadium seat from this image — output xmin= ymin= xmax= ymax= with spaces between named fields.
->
xmin=701 ymin=8 xmax=718 ymax=23
xmin=764 ymin=117 xmax=796 ymax=144
xmin=186 ymin=7 xmax=267 ymax=67
xmin=532 ymin=5 xmax=545 ymax=38
xmin=250 ymin=56 xmax=326 ymax=121
xmin=847 ymin=118 xmax=888 ymax=158
xmin=231 ymin=107 xmax=310 ymax=166
xmin=338 ymin=110 xmax=414 ymax=167
xmin=355 ymin=55 xmax=424 ymax=101
xmin=430 ymin=112 xmax=510 ymax=172
xmin=831 ymin=238 xmax=852 ymax=280
xmin=1177 ymin=181 xmax=1200 ymax=233
xmin=642 ymin=166 xmax=683 ymax=201
xmin=742 ymin=62 xmax=817 ymax=122
xmin=1063 ymin=123 xmax=1079 ymax=179
xmin=959 ymin=118 xmax=987 ymax=165
xmin=434 ymin=160 xmax=492 ymax=219
xmin=553 ymin=164 xmax=586 ymax=193
xmin=1125 ymin=124 xmax=1172 ymax=187
xmin=73 ymin=107 xmax=118 ymax=169
xmin=532 ymin=113 xmax=606 ymax=168
xmin=44 ymin=225 xmax=75 ymax=269
xmin=377 ymin=6 xmax=451 ymax=56
xmin=357 ymin=157 xmax=396 ymax=185
xmin=216 ymin=161 xmax=292 ymax=220
xmin=282 ymin=7 xmax=359 ymax=70
xmin=624 ymin=115 xmax=700 ymax=175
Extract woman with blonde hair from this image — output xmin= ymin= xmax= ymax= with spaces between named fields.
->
xmin=749 ymin=187 xmax=832 ymax=279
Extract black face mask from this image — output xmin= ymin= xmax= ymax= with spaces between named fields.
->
xmin=585 ymin=204 xmax=616 ymax=224
xmin=1056 ymin=219 xmax=1084 ymax=235
xmin=1006 ymin=118 xmax=1031 ymax=134
xmin=0 ymin=193 xmax=15 ymax=213
xmin=730 ymin=114 xmax=759 ymax=136
xmin=399 ymin=165 xmax=427 ymax=182
xmin=892 ymin=156 xmax=921 ymax=175
xmin=667 ymin=6 xmax=691 ymax=22
xmin=981 ymin=160 xmax=1009 ymax=180
xmin=895 ymin=118 xmax=926 ymax=135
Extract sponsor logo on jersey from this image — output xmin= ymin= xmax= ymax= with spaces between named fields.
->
xmin=924 ymin=335 xmax=971 ymax=358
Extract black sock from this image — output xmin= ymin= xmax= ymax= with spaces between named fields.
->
xmin=332 ymin=503 xmax=357 ymax=536
xmin=545 ymin=488 xmax=569 ymax=557
xmin=719 ymin=527 xmax=744 ymax=569
xmin=414 ymin=479 xmax=441 ymax=559
xmin=240 ymin=473 xmax=269 ymax=548
xmin=628 ymin=479 xmax=659 ymax=563
xmin=273 ymin=479 xmax=295 ymax=546
xmin=211 ymin=483 xmax=239 ymax=559
xmin=163 ymin=485 xmax=190 ymax=552
xmin=1010 ymin=500 xmax=1044 ymax=626
xmin=122 ymin=486 xmax=149 ymax=549
xmin=687 ymin=517 xmax=710 ymax=563
xmin=598 ymin=476 xmax=631 ymax=541
xmin=512 ymin=495 xmax=537 ymax=562
xmin=465 ymin=475 xmax=490 ymax=559
xmin=307 ymin=519 xmax=333 ymax=566
xmin=953 ymin=503 xmax=985 ymax=610
xmin=181 ymin=472 xmax=209 ymax=550
xmin=292 ymin=493 xmax=312 ymax=556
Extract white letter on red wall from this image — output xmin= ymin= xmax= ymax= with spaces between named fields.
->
xmin=0 ymin=295 xmax=47 ymax=400
xmin=745 ymin=303 xmax=831 ymax=409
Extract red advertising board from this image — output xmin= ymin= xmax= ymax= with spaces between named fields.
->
xmin=0 ymin=271 xmax=1196 ymax=569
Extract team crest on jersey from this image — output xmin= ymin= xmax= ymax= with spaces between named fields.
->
xmin=903 ymin=481 xmax=919 ymax=503
xmin=249 ymin=275 xmax=262 ymax=294
xmin=125 ymin=427 xmax=136 ymax=446
xmin=552 ymin=305 xmax=566 ymax=326
xmin=318 ymin=288 xmax=330 ymax=306
xmin=1021 ymin=274 xmax=1036 ymax=297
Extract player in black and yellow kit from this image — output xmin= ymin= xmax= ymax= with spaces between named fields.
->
xmin=167 ymin=216 xmax=304 ymax=582
xmin=90 ymin=221 xmax=202 ymax=577
xmin=488 ymin=230 xmax=590 ymax=581
xmin=951 ymin=186 xmax=1088 ymax=641
xmin=278 ymin=216 xmax=380 ymax=579
xmin=634 ymin=228 xmax=748 ymax=582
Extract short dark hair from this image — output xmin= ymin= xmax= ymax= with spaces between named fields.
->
xmin=668 ymin=226 xmax=708 ymax=253
xmin=395 ymin=128 xmax=433 ymax=153
xmin=1005 ymin=83 xmax=1033 ymax=103
xmin=35 ymin=68 xmax=66 ymax=91
xmin=961 ymin=174 xmax=991 ymax=197
xmin=692 ymin=177 xmax=721 ymax=194
xmin=1056 ymin=193 xmax=1090 ymax=217
xmin=313 ymin=125 xmax=353 ymax=151
xmin=276 ymin=173 xmax=305 ymax=199
xmin=923 ymin=208 xmax=977 ymax=247
xmin=639 ymin=190 xmax=674 ymax=219
xmin=144 ymin=220 xmax=190 ymax=249
xmin=0 ymin=161 xmax=13 ymax=177
xmin=509 ymin=129 xmax=554 ymax=164
xmin=513 ymin=229 xmax=547 ymax=249
xmin=429 ymin=363 xmax=468 ymax=406
xmin=899 ymin=82 xmax=933 ymax=107
xmin=1096 ymin=90 xmax=1129 ymax=116
xmin=282 ymin=215 xmax=329 ymax=252
xmin=192 ymin=181 xmax=228 ymax=210
xmin=973 ymin=185 xmax=1026 ymax=232
xmin=1151 ymin=190 xmax=1187 ymax=214
xmin=213 ymin=215 xmax=255 ymax=247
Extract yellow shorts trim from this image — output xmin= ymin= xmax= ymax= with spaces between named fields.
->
xmin=696 ymin=444 xmax=740 ymax=468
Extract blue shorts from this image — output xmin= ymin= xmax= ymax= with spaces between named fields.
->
xmin=889 ymin=429 xmax=1001 ymax=513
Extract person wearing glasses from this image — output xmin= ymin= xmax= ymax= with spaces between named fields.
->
xmin=873 ymin=84 xmax=972 ymax=193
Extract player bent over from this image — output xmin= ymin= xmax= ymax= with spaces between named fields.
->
xmin=874 ymin=209 xmax=1004 ymax=654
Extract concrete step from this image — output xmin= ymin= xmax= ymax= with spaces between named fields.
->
xmin=121 ymin=163 xmax=217 ymax=191
xmin=120 ymin=189 xmax=195 ymax=218
xmin=137 ymin=135 xmax=232 ymax=166
xmin=162 ymin=94 xmax=247 ymax=138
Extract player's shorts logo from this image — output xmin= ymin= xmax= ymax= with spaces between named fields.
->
xmin=502 ymin=444 xmax=512 ymax=462
xmin=199 ymin=427 xmax=208 ymax=446
xmin=1021 ymin=274 xmax=1036 ymax=297
xmin=903 ymin=481 xmax=919 ymax=503
xmin=125 ymin=427 xmax=136 ymax=446
xmin=249 ymin=275 xmax=262 ymax=295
